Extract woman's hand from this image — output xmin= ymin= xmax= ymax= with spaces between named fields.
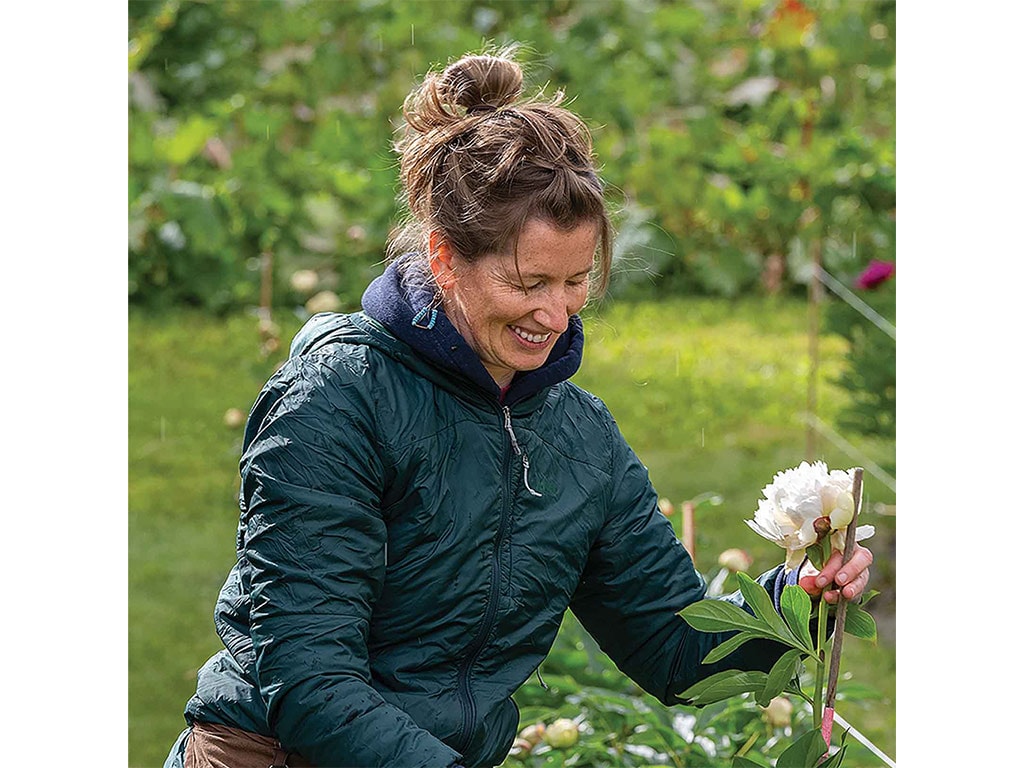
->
xmin=797 ymin=543 xmax=873 ymax=604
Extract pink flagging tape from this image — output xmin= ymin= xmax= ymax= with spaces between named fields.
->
xmin=821 ymin=706 xmax=835 ymax=745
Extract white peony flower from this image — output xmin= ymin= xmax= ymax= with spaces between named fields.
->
xmin=746 ymin=461 xmax=874 ymax=570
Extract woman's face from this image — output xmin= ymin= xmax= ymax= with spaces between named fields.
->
xmin=437 ymin=218 xmax=598 ymax=388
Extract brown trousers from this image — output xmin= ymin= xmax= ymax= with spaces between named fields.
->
xmin=184 ymin=721 xmax=314 ymax=768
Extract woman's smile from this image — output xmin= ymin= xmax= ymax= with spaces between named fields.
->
xmin=436 ymin=218 xmax=599 ymax=388
xmin=509 ymin=325 xmax=552 ymax=346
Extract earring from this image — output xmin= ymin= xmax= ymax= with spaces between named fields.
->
xmin=411 ymin=305 xmax=438 ymax=330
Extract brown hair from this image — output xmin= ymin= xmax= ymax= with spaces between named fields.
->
xmin=388 ymin=47 xmax=613 ymax=296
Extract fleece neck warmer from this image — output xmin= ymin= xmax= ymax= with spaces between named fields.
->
xmin=361 ymin=254 xmax=585 ymax=406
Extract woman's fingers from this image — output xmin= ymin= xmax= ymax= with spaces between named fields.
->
xmin=803 ymin=544 xmax=874 ymax=602
xmin=816 ymin=545 xmax=873 ymax=588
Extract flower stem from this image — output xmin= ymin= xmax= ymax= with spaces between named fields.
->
xmin=736 ymin=731 xmax=759 ymax=758
xmin=813 ymin=613 xmax=829 ymax=730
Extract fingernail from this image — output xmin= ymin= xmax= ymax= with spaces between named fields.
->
xmin=836 ymin=571 xmax=848 ymax=585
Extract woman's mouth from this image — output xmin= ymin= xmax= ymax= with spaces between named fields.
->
xmin=510 ymin=325 xmax=552 ymax=345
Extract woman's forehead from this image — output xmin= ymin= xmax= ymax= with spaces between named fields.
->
xmin=499 ymin=219 xmax=599 ymax=273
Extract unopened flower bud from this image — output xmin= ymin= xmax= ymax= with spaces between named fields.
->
xmin=223 ymin=408 xmax=246 ymax=429
xmin=290 ymin=269 xmax=320 ymax=295
xmin=717 ymin=548 xmax=753 ymax=573
xmin=512 ymin=738 xmax=533 ymax=754
xmin=305 ymin=290 xmax=342 ymax=314
xmin=761 ymin=696 xmax=793 ymax=728
xmin=258 ymin=316 xmax=280 ymax=341
xmin=658 ymin=498 xmax=674 ymax=517
xmin=544 ymin=718 xmax=579 ymax=749
xmin=518 ymin=723 xmax=545 ymax=747
xmin=813 ymin=516 xmax=832 ymax=541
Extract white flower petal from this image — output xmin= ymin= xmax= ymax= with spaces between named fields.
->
xmin=854 ymin=524 xmax=875 ymax=541
xmin=785 ymin=547 xmax=807 ymax=570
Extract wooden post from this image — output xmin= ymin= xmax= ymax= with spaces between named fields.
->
xmin=800 ymin=98 xmax=821 ymax=462
xmin=259 ymin=250 xmax=274 ymax=320
xmin=682 ymin=501 xmax=696 ymax=564
xmin=806 ymin=240 xmax=823 ymax=460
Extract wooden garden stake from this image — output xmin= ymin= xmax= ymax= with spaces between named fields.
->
xmin=259 ymin=250 xmax=274 ymax=317
xmin=821 ymin=467 xmax=864 ymax=748
xmin=682 ymin=501 xmax=696 ymax=563
xmin=805 ymin=247 xmax=823 ymax=461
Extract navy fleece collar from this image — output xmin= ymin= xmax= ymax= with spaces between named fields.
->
xmin=361 ymin=254 xmax=585 ymax=405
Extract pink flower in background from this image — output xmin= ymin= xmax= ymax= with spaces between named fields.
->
xmin=855 ymin=259 xmax=895 ymax=290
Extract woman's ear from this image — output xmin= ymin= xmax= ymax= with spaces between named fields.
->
xmin=428 ymin=231 xmax=456 ymax=290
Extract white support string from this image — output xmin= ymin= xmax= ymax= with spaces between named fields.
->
xmin=803 ymin=413 xmax=897 ymax=495
xmin=833 ymin=710 xmax=897 ymax=768
xmin=814 ymin=264 xmax=896 ymax=341
xmin=802 ymin=250 xmax=895 ymax=768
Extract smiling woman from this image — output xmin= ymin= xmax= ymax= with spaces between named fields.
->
xmin=163 ymin=46 xmax=874 ymax=768
xmin=388 ymin=46 xmax=614 ymax=390
xmin=431 ymin=219 xmax=598 ymax=387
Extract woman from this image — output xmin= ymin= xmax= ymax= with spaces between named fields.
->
xmin=164 ymin=49 xmax=872 ymax=768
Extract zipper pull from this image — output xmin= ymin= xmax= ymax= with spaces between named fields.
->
xmin=534 ymin=666 xmax=549 ymax=691
xmin=502 ymin=406 xmax=542 ymax=498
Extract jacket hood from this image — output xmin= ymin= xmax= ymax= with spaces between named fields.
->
xmin=352 ymin=254 xmax=585 ymax=405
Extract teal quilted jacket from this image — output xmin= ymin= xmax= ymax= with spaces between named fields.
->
xmin=165 ymin=287 xmax=788 ymax=767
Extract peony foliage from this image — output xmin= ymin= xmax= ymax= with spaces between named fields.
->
xmin=678 ymin=462 xmax=879 ymax=767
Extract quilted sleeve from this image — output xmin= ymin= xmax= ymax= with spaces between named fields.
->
xmin=569 ymin=407 xmax=789 ymax=706
xmin=237 ymin=349 xmax=463 ymax=767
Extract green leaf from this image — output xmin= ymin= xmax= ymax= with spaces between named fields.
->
xmin=154 ymin=116 xmax=217 ymax=165
xmin=736 ymin=572 xmax=803 ymax=650
xmin=758 ymin=649 xmax=804 ymax=706
xmin=859 ymin=589 xmax=880 ymax=608
xmin=780 ymin=584 xmax=815 ymax=654
xmin=702 ymin=631 xmax=760 ymax=665
xmin=843 ymin=603 xmax=877 ymax=643
xmin=805 ymin=543 xmax=824 ymax=570
xmin=733 ymin=755 xmax=772 ymax=767
xmin=678 ymin=670 xmax=768 ymax=706
xmin=819 ymin=744 xmax=849 ymax=768
xmin=680 ymin=599 xmax=775 ymax=636
xmin=776 ymin=728 xmax=828 ymax=768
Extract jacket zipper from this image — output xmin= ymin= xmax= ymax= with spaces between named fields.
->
xmin=452 ymin=406 xmax=534 ymax=754
xmin=503 ymin=406 xmax=542 ymax=497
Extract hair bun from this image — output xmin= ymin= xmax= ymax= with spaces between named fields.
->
xmin=438 ymin=52 xmax=523 ymax=113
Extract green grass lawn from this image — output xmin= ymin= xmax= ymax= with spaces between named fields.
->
xmin=129 ymin=297 xmax=895 ymax=767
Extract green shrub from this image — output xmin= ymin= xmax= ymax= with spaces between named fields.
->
xmin=824 ymin=282 xmax=895 ymax=439
xmin=129 ymin=0 xmax=895 ymax=310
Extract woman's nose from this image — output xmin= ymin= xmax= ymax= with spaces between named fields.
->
xmin=533 ymin=290 xmax=571 ymax=333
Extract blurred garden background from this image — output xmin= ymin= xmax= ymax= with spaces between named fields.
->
xmin=128 ymin=1 xmax=895 ymax=766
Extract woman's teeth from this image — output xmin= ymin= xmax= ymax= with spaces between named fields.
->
xmin=511 ymin=326 xmax=551 ymax=344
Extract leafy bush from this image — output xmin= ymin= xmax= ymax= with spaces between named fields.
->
xmin=128 ymin=0 xmax=895 ymax=310
xmin=824 ymin=281 xmax=895 ymax=438
xmin=502 ymin=588 xmax=883 ymax=767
